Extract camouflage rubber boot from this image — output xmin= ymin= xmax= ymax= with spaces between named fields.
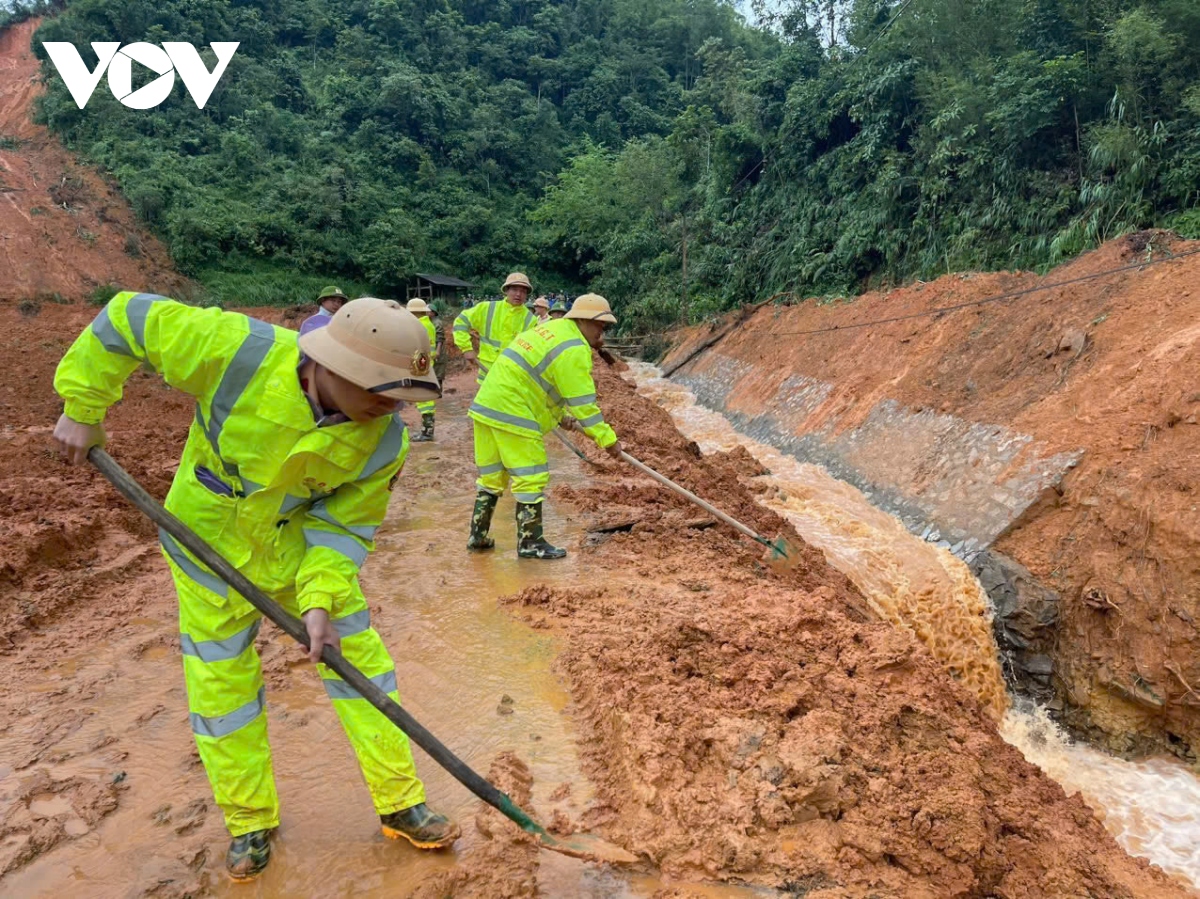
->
xmin=467 ymin=491 xmax=498 ymax=551
xmin=411 ymin=412 xmax=435 ymax=442
xmin=226 ymin=829 xmax=272 ymax=882
xmin=381 ymin=803 xmax=461 ymax=849
xmin=516 ymin=501 xmax=566 ymax=559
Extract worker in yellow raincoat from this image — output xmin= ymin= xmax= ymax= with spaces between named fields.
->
xmin=406 ymin=297 xmax=440 ymax=441
xmin=52 ymin=293 xmax=461 ymax=882
xmin=467 ymin=294 xmax=623 ymax=558
xmin=452 ymin=272 xmax=537 ymax=385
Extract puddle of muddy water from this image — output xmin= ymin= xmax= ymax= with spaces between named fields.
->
xmin=626 ymin=361 xmax=1200 ymax=891
xmin=1 ymin=390 xmax=769 ymax=898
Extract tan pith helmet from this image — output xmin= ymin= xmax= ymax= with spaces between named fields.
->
xmin=533 ymin=295 xmax=550 ymax=310
xmin=502 ymin=272 xmax=532 ymax=291
xmin=299 ymin=298 xmax=440 ymax=401
xmin=406 ymin=298 xmax=430 ymax=313
xmin=565 ymin=293 xmax=617 ymax=324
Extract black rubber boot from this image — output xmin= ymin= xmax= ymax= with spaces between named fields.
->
xmin=226 ymin=829 xmax=272 ymax=882
xmin=411 ymin=412 xmax=435 ymax=442
xmin=381 ymin=803 xmax=461 ymax=849
xmin=467 ymin=491 xmax=498 ymax=551
xmin=516 ymin=501 xmax=567 ymax=559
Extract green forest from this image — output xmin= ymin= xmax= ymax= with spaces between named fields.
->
xmin=17 ymin=0 xmax=1200 ymax=330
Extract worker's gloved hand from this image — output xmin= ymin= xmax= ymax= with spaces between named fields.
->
xmin=463 ymin=350 xmax=478 ymax=363
xmin=53 ymin=413 xmax=106 ymax=466
xmin=604 ymin=440 xmax=624 ymax=460
xmin=559 ymin=417 xmax=576 ymax=431
xmin=301 ymin=608 xmax=341 ymax=663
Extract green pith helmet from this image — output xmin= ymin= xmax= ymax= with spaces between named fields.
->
xmin=318 ymin=285 xmax=348 ymax=302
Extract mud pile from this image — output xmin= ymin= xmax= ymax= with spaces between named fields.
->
xmin=0 ymin=20 xmax=184 ymax=303
xmin=662 ymin=233 xmax=1200 ymax=759
xmin=507 ymin=360 xmax=1192 ymax=897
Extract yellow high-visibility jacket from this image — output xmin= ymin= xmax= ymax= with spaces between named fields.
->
xmin=54 ymin=292 xmax=408 ymax=616
xmin=468 ymin=318 xmax=617 ymax=448
xmin=418 ymin=316 xmax=438 ymax=358
xmin=452 ymin=300 xmax=536 ymax=379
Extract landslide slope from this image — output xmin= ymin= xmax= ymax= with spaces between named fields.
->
xmin=0 ymin=19 xmax=183 ymax=303
xmin=662 ymin=233 xmax=1200 ymax=758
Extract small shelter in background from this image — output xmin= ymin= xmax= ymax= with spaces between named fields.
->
xmin=408 ymin=273 xmax=476 ymax=304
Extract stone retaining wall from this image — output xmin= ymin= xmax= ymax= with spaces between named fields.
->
xmin=674 ymin=351 xmax=1084 ymax=559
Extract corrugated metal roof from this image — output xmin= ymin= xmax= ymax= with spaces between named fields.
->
xmin=416 ymin=273 xmax=476 ymax=288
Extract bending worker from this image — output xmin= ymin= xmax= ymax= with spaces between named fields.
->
xmin=406 ymin=297 xmax=441 ymax=442
xmin=299 ymin=285 xmax=348 ymax=335
xmin=453 ymin=272 xmax=537 ymax=385
xmin=52 ymin=293 xmax=460 ymax=882
xmin=467 ymin=293 xmax=623 ymax=559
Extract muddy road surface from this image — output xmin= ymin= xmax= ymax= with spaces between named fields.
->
xmin=0 ymin=301 xmax=1192 ymax=897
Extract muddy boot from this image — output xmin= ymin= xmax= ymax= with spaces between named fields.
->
xmin=516 ymin=501 xmax=566 ymax=559
xmin=412 ymin=412 xmax=435 ymax=442
xmin=467 ymin=491 xmax=498 ymax=551
xmin=226 ymin=829 xmax=272 ymax=882
xmin=381 ymin=803 xmax=461 ymax=849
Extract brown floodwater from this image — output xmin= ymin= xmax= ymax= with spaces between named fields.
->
xmin=627 ymin=361 xmax=1200 ymax=890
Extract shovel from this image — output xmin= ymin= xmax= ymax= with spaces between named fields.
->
xmin=87 ymin=447 xmax=638 ymax=866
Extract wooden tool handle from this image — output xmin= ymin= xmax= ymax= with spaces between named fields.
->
xmin=618 ymin=450 xmax=768 ymax=546
xmin=87 ymin=448 xmax=547 ymax=837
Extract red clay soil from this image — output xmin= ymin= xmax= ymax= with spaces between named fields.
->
xmin=662 ymin=232 xmax=1200 ymax=759
xmin=0 ymin=300 xmax=1191 ymax=896
xmin=503 ymin=362 xmax=1193 ymax=898
xmin=0 ymin=19 xmax=185 ymax=303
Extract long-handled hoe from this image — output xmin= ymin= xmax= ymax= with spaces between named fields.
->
xmin=89 ymin=447 xmax=639 ymax=866
xmin=552 ymin=430 xmax=801 ymax=572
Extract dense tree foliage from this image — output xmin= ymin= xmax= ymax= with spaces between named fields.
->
xmin=31 ymin=0 xmax=760 ymax=303
xmin=537 ymin=0 xmax=1200 ymax=330
xmin=24 ymin=0 xmax=1200 ymax=324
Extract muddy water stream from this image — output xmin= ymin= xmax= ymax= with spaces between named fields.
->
xmin=1 ymin=387 xmax=773 ymax=897
xmin=627 ymin=362 xmax=1200 ymax=889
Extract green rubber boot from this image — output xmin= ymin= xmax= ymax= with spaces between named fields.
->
xmin=226 ymin=829 xmax=272 ymax=882
xmin=381 ymin=803 xmax=461 ymax=849
xmin=516 ymin=501 xmax=566 ymax=559
xmin=467 ymin=491 xmax=498 ymax=551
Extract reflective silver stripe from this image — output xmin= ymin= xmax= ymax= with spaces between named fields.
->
xmin=205 ymin=318 xmax=275 ymax=454
xmin=534 ymin=338 xmax=584 ymax=375
xmin=309 ymin=500 xmax=377 ymax=541
xmin=514 ymin=492 xmax=544 ymax=503
xmin=360 ymin=415 xmax=406 ymax=480
xmin=477 ymin=462 xmax=504 ymax=475
xmin=577 ymin=412 xmax=605 ymax=428
xmin=160 ymin=529 xmax=229 ymax=598
xmin=508 ymin=463 xmax=549 ymax=476
xmin=279 ymin=494 xmax=309 ymax=515
xmin=322 ymin=669 xmax=397 ymax=701
xmin=565 ymin=393 xmax=597 ymax=407
xmin=126 ymin=293 xmax=165 ymax=348
xmin=469 ymin=402 xmax=540 ymax=433
xmin=181 ymin=620 xmax=260 ymax=663
xmin=500 ymin=348 xmax=563 ymax=406
xmin=190 ymin=687 xmax=265 ymax=738
xmin=452 ymin=324 xmax=470 ymax=333
xmin=91 ymin=307 xmax=134 ymax=356
xmin=332 ymin=609 xmax=371 ymax=639
xmin=304 ymin=529 xmax=368 ymax=567
xmin=480 ymin=302 xmax=500 ymax=347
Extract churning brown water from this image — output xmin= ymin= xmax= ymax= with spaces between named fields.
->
xmin=627 ymin=361 xmax=1200 ymax=889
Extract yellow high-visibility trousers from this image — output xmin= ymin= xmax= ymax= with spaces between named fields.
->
xmin=164 ymin=536 xmax=426 ymax=836
xmin=473 ymin=422 xmax=550 ymax=504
